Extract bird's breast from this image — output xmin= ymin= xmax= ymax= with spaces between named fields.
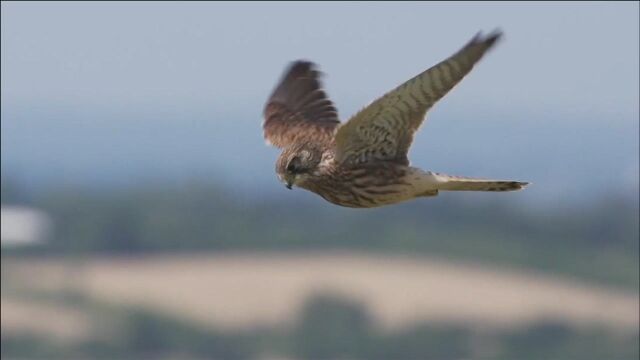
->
xmin=299 ymin=162 xmax=421 ymax=208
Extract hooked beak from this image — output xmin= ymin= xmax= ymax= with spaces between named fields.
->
xmin=279 ymin=173 xmax=294 ymax=190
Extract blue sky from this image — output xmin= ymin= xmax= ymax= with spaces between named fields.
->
xmin=1 ymin=2 xmax=638 ymax=204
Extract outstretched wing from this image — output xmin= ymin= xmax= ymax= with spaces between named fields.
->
xmin=334 ymin=31 xmax=502 ymax=166
xmin=263 ymin=61 xmax=340 ymax=148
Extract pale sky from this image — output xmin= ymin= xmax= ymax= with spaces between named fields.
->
xmin=1 ymin=2 xmax=638 ymax=203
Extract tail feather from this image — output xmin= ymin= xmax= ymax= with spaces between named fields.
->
xmin=433 ymin=173 xmax=529 ymax=192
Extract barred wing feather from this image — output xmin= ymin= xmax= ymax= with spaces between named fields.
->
xmin=334 ymin=31 xmax=502 ymax=166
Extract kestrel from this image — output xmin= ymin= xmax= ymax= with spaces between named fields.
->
xmin=263 ymin=30 xmax=528 ymax=208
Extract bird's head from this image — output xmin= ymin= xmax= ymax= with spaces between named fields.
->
xmin=276 ymin=145 xmax=321 ymax=190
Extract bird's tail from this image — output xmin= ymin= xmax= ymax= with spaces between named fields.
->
xmin=431 ymin=172 xmax=529 ymax=192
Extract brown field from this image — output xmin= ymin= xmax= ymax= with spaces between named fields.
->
xmin=1 ymin=297 xmax=91 ymax=342
xmin=2 ymin=252 xmax=638 ymax=338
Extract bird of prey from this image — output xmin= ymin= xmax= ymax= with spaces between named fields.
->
xmin=263 ymin=30 xmax=528 ymax=208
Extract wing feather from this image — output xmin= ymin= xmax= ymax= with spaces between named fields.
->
xmin=334 ymin=30 xmax=503 ymax=166
xmin=263 ymin=61 xmax=340 ymax=148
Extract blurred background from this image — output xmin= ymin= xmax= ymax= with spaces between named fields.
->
xmin=1 ymin=2 xmax=638 ymax=359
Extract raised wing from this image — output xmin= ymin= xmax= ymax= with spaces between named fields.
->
xmin=334 ymin=31 xmax=502 ymax=166
xmin=263 ymin=61 xmax=340 ymax=148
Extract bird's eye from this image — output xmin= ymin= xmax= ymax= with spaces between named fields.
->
xmin=287 ymin=157 xmax=301 ymax=173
